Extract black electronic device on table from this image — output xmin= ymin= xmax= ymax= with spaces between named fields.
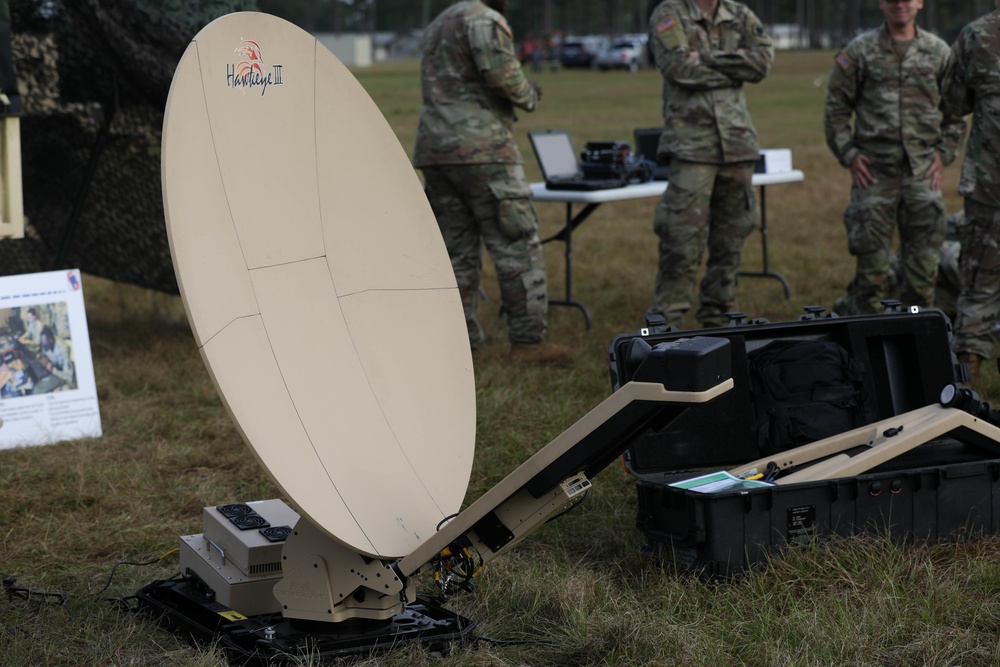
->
xmin=633 ymin=127 xmax=670 ymax=181
xmin=529 ymin=129 xmax=627 ymax=191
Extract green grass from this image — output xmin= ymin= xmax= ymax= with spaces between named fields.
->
xmin=2 ymin=51 xmax=998 ymax=666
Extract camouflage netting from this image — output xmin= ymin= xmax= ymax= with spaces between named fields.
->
xmin=0 ymin=0 xmax=257 ymax=293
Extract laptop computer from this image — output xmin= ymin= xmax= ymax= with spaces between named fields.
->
xmin=633 ymin=127 xmax=670 ymax=181
xmin=528 ymin=130 xmax=626 ymax=191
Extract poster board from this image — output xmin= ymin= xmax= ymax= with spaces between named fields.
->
xmin=0 ymin=269 xmax=101 ymax=448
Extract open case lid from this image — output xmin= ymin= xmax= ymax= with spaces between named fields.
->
xmin=607 ymin=308 xmax=959 ymax=477
xmin=162 ymin=12 xmax=475 ymax=559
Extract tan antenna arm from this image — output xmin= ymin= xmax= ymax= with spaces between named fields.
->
xmin=399 ymin=375 xmax=734 ymax=581
xmin=729 ymin=401 xmax=1000 ymax=485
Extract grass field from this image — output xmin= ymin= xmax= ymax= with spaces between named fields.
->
xmin=3 ymin=50 xmax=1000 ymax=666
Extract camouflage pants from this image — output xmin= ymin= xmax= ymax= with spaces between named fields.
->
xmin=840 ymin=163 xmax=946 ymax=315
xmin=647 ymin=159 xmax=757 ymax=328
xmin=422 ymin=164 xmax=548 ymax=348
xmin=954 ymin=198 xmax=1000 ymax=360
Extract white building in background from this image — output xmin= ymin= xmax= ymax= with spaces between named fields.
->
xmin=313 ymin=31 xmax=428 ymax=66
xmin=373 ymin=31 xmax=424 ymax=61
xmin=769 ymin=24 xmax=844 ymax=50
xmin=314 ymin=33 xmax=373 ymax=67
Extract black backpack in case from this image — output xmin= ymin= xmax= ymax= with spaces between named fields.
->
xmin=748 ymin=339 xmax=873 ymax=456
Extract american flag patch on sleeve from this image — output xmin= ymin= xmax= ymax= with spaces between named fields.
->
xmin=835 ymin=51 xmax=851 ymax=70
xmin=497 ymin=17 xmax=513 ymax=38
xmin=655 ymin=17 xmax=676 ymax=33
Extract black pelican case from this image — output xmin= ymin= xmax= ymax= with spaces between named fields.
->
xmin=607 ymin=304 xmax=1000 ymax=579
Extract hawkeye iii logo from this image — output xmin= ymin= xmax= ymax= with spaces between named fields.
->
xmin=227 ymin=38 xmax=283 ymax=96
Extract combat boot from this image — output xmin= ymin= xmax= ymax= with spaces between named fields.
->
xmin=509 ymin=341 xmax=572 ymax=365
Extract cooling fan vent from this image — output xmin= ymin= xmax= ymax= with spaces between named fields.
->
xmin=216 ymin=503 xmax=254 ymax=518
xmin=216 ymin=504 xmax=271 ymax=531
xmin=259 ymin=525 xmax=292 ymax=543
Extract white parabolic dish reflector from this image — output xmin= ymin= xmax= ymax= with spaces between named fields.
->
xmin=162 ymin=12 xmax=476 ymax=559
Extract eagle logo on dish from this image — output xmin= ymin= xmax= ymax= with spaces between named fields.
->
xmin=235 ymin=39 xmax=264 ymax=78
xmin=227 ymin=38 xmax=283 ymax=96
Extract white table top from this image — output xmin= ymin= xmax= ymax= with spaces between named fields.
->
xmin=530 ymin=169 xmax=805 ymax=204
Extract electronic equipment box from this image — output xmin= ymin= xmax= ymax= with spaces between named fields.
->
xmin=608 ymin=305 xmax=1000 ymax=579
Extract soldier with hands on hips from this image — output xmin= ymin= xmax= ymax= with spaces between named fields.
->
xmin=825 ymin=0 xmax=965 ymax=316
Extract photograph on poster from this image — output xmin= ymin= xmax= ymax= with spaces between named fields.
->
xmin=1 ymin=301 xmax=78 ymax=397
xmin=0 ymin=269 xmax=101 ymax=449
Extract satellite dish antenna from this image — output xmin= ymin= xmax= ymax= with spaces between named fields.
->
xmin=161 ymin=11 xmax=476 ymax=561
xmin=140 ymin=11 xmax=734 ymax=661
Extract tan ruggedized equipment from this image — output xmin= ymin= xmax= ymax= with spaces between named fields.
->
xmin=157 ymin=10 xmax=734 ymax=638
xmin=0 ymin=109 xmax=23 ymax=240
xmin=730 ymin=393 xmax=1000 ymax=485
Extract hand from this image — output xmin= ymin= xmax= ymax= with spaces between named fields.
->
xmin=530 ymin=80 xmax=542 ymax=101
xmin=849 ymin=154 xmax=874 ymax=190
xmin=924 ymin=152 xmax=944 ymax=191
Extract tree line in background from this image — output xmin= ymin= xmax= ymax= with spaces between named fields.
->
xmin=1 ymin=0 xmax=993 ymax=292
xmin=259 ymin=0 xmax=998 ymax=45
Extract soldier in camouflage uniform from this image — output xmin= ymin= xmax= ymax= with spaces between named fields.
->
xmin=824 ymin=0 xmax=965 ymax=317
xmin=840 ymin=210 xmax=965 ymax=321
xmin=942 ymin=2 xmax=1000 ymax=377
xmin=414 ymin=0 xmax=570 ymax=364
xmin=645 ymin=0 xmax=773 ymax=329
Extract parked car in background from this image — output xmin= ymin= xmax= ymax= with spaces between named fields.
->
xmin=559 ymin=36 xmax=608 ymax=69
xmin=597 ymin=38 xmax=646 ymax=72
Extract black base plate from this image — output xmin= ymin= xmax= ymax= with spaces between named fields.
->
xmin=134 ymin=575 xmax=476 ymax=665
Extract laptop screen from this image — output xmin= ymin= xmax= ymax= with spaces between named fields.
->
xmin=529 ymin=131 xmax=580 ymax=180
